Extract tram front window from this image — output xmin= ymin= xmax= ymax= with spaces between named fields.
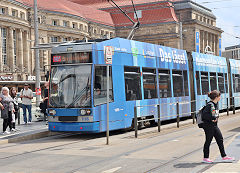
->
xmin=49 ymin=65 xmax=92 ymax=108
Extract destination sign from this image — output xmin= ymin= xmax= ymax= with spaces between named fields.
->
xmin=51 ymin=52 xmax=92 ymax=65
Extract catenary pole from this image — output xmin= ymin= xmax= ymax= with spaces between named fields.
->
xmin=106 ymin=65 xmax=110 ymax=145
xmin=34 ymin=0 xmax=41 ymax=106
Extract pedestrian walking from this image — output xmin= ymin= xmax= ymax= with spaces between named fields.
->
xmin=10 ymin=87 xmax=19 ymax=131
xmin=42 ymin=82 xmax=49 ymax=123
xmin=0 ymin=87 xmax=14 ymax=134
xmin=20 ymin=83 xmax=33 ymax=124
xmin=202 ymin=90 xmax=234 ymax=163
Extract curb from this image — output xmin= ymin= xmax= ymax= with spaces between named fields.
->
xmin=0 ymin=130 xmax=57 ymax=145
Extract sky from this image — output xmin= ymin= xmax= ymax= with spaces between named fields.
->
xmin=195 ymin=0 xmax=240 ymax=50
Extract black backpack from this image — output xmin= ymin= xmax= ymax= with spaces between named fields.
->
xmin=195 ymin=102 xmax=214 ymax=128
xmin=195 ymin=105 xmax=206 ymax=128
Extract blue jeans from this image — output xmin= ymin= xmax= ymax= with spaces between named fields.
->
xmin=22 ymin=104 xmax=32 ymax=123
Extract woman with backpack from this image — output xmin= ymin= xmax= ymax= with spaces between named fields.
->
xmin=10 ymin=87 xmax=19 ymax=131
xmin=202 ymin=90 xmax=234 ymax=163
xmin=0 ymin=87 xmax=14 ymax=134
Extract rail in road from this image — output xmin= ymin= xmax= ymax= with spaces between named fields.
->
xmin=0 ymin=112 xmax=239 ymax=173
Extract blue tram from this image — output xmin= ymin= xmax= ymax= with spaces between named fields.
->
xmin=192 ymin=52 xmax=229 ymax=112
xmin=229 ymin=59 xmax=240 ymax=108
xmin=48 ymin=38 xmax=191 ymax=132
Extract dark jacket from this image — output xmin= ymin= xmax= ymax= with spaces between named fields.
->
xmin=202 ymin=101 xmax=219 ymax=126
xmin=0 ymin=94 xmax=13 ymax=119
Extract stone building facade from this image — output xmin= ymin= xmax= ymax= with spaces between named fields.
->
xmin=70 ymin=0 xmax=223 ymax=55
xmin=0 ymin=0 xmax=224 ymax=89
xmin=0 ymin=0 xmax=115 ymax=88
xmin=174 ymin=0 xmax=223 ymax=55
xmin=222 ymin=45 xmax=240 ymax=60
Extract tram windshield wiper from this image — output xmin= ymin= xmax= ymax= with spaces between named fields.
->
xmin=67 ymin=77 xmax=91 ymax=108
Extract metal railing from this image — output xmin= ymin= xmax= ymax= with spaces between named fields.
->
xmin=133 ymin=96 xmax=240 ymax=138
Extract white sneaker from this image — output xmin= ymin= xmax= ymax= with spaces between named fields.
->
xmin=11 ymin=129 xmax=17 ymax=132
xmin=2 ymin=131 xmax=10 ymax=135
xmin=14 ymin=128 xmax=20 ymax=131
xmin=28 ymin=122 xmax=32 ymax=124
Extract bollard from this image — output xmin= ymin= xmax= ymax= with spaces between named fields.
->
xmin=192 ymin=101 xmax=195 ymax=124
xmin=192 ymin=112 xmax=195 ymax=124
xmin=177 ymin=102 xmax=180 ymax=128
xmin=134 ymin=106 xmax=138 ymax=138
xmin=227 ymin=97 xmax=229 ymax=116
xmin=232 ymin=97 xmax=236 ymax=114
xmin=157 ymin=104 xmax=161 ymax=132
xmin=17 ymin=109 xmax=20 ymax=125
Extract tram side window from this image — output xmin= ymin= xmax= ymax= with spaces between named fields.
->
xmin=158 ymin=69 xmax=172 ymax=98
xmin=235 ymin=74 xmax=240 ymax=93
xmin=172 ymin=70 xmax=184 ymax=97
xmin=225 ymin=73 xmax=228 ymax=93
xmin=218 ymin=73 xmax=225 ymax=93
xmin=183 ymin=70 xmax=189 ymax=96
xmin=142 ymin=68 xmax=157 ymax=99
xmin=124 ymin=67 xmax=142 ymax=101
xmin=196 ymin=71 xmax=201 ymax=95
xmin=210 ymin=72 xmax=217 ymax=91
xmin=94 ymin=66 xmax=114 ymax=106
xmin=233 ymin=74 xmax=236 ymax=92
xmin=201 ymin=72 xmax=209 ymax=95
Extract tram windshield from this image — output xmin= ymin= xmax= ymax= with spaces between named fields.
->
xmin=49 ymin=65 xmax=91 ymax=108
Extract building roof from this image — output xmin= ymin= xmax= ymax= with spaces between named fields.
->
xmin=15 ymin=0 xmax=178 ymax=27
xmin=68 ymin=0 xmax=183 ymax=9
xmin=68 ymin=0 xmax=178 ymax=27
xmin=106 ymin=2 xmax=178 ymax=27
xmin=225 ymin=45 xmax=240 ymax=51
xmin=174 ymin=0 xmax=216 ymax=19
xmin=16 ymin=0 xmax=114 ymax=26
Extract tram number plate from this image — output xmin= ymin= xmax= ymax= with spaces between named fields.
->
xmin=79 ymin=116 xmax=93 ymax=122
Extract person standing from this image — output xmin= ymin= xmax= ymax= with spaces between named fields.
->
xmin=20 ymin=84 xmax=33 ymax=124
xmin=0 ymin=87 xmax=14 ymax=134
xmin=43 ymin=82 xmax=49 ymax=122
xmin=202 ymin=90 xmax=234 ymax=163
xmin=10 ymin=87 xmax=19 ymax=131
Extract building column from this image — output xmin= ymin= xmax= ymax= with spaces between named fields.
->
xmin=0 ymin=27 xmax=2 ymax=72
xmin=203 ymin=31 xmax=207 ymax=53
xmin=206 ymin=31 xmax=209 ymax=48
xmin=42 ymin=36 xmax=49 ymax=68
xmin=8 ymin=27 xmax=14 ymax=71
xmin=216 ymin=35 xmax=220 ymax=56
xmin=200 ymin=30 xmax=203 ymax=53
xmin=23 ymin=30 xmax=30 ymax=74
xmin=213 ymin=34 xmax=216 ymax=55
xmin=208 ymin=33 xmax=211 ymax=52
xmin=210 ymin=33 xmax=213 ymax=53
xmin=18 ymin=29 xmax=24 ymax=72
xmin=30 ymin=30 xmax=35 ymax=75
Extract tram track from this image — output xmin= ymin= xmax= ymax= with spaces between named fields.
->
xmin=66 ymin=115 xmax=240 ymax=173
xmin=143 ymin=133 xmax=235 ymax=173
xmin=0 ymin=132 xmax=104 ymax=160
xmin=65 ymin=125 xmax=212 ymax=173
xmin=0 ymin=114 xmax=239 ymax=173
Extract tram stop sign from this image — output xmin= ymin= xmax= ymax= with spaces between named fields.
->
xmin=35 ymin=88 xmax=41 ymax=95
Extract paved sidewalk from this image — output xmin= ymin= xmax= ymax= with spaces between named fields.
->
xmin=0 ymin=120 xmax=49 ymax=144
xmin=0 ymin=106 xmax=49 ymax=144
xmin=204 ymin=133 xmax=240 ymax=173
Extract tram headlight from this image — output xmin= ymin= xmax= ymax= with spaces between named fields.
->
xmin=86 ymin=109 xmax=91 ymax=115
xmin=80 ymin=109 xmax=86 ymax=115
xmin=49 ymin=109 xmax=56 ymax=116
